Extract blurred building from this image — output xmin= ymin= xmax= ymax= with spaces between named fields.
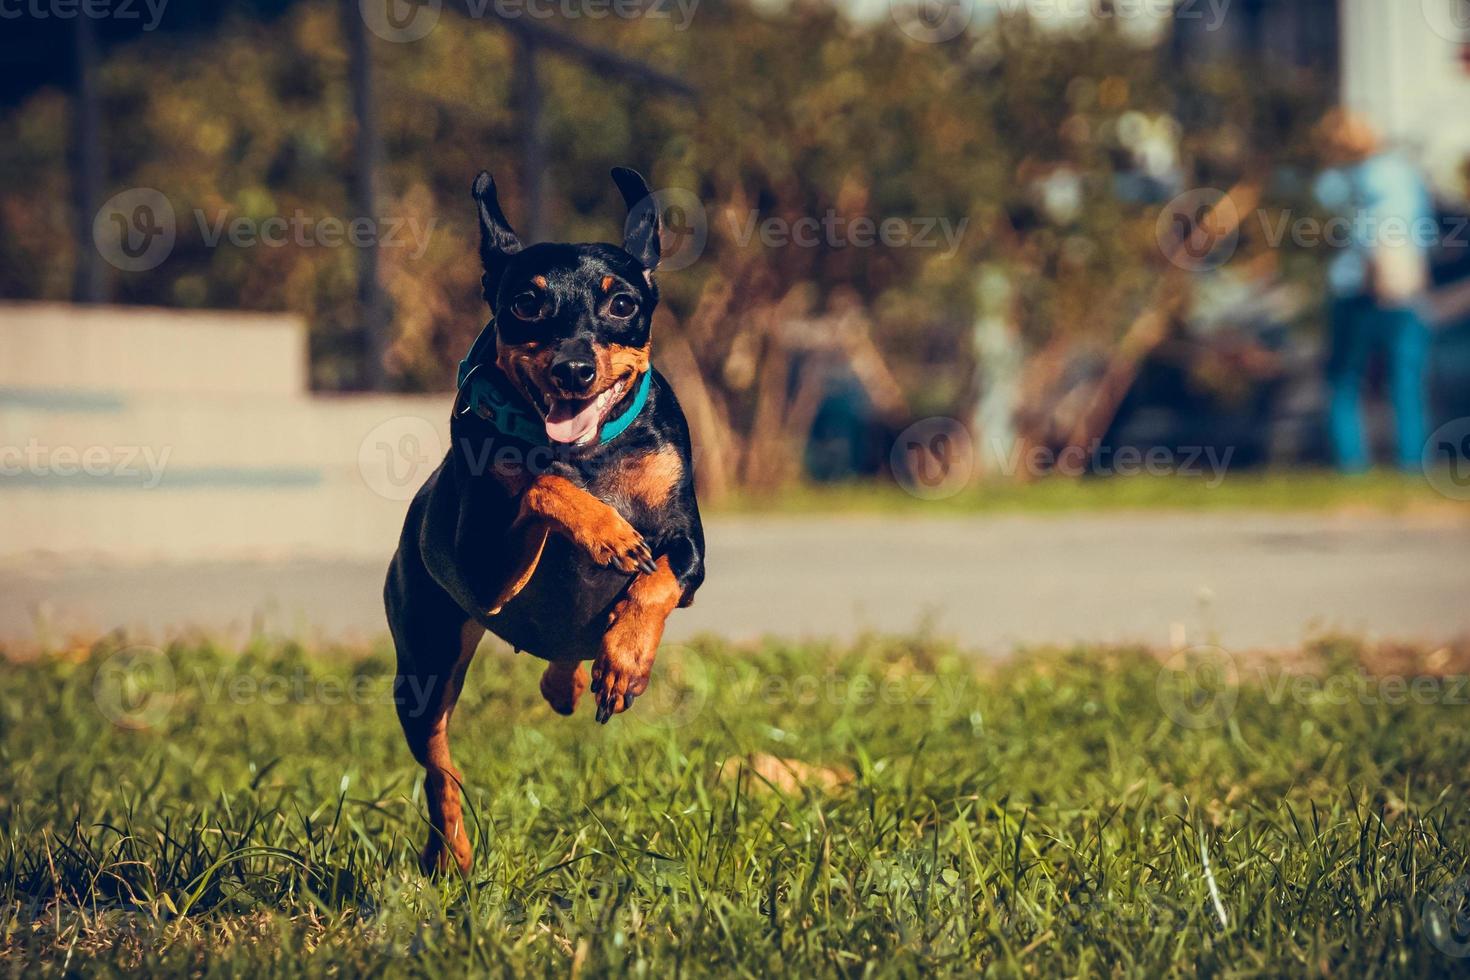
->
xmin=1341 ymin=0 xmax=1470 ymax=195
xmin=1173 ymin=0 xmax=1470 ymax=196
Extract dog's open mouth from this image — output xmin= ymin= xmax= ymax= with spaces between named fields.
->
xmin=539 ymin=377 xmax=631 ymax=446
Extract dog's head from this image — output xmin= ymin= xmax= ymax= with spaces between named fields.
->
xmin=472 ymin=168 xmax=662 ymax=446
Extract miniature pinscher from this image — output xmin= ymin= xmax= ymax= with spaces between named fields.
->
xmin=384 ymin=167 xmax=705 ymax=874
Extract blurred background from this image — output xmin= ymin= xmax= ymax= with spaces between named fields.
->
xmin=2 ymin=0 xmax=1469 ymax=649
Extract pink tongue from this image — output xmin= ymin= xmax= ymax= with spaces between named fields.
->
xmin=545 ymin=398 xmax=601 ymax=444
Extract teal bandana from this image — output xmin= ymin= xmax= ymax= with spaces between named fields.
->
xmin=454 ymin=322 xmax=652 ymax=447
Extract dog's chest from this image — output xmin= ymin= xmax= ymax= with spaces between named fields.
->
xmin=583 ymin=446 xmax=682 ymax=525
xmin=588 ymin=477 xmax=637 ymax=525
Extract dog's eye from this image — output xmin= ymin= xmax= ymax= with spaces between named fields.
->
xmin=510 ymin=292 xmax=544 ymax=320
xmin=607 ymin=294 xmax=638 ymax=319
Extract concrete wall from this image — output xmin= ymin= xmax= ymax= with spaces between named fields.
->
xmin=1 ymin=304 xmax=450 ymax=562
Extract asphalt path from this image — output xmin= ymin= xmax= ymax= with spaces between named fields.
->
xmin=3 ymin=513 xmax=1466 ymax=654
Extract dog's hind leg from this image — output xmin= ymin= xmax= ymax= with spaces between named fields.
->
xmin=386 ymin=548 xmax=483 ymax=876
xmin=539 ymin=660 xmax=588 ymax=715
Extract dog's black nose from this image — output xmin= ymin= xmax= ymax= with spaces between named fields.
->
xmin=550 ymin=355 xmax=597 ymax=394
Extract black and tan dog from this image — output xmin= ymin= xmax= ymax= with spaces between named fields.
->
xmin=384 ymin=168 xmax=705 ymax=875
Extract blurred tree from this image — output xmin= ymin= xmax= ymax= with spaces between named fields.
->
xmin=0 ymin=0 xmax=1339 ymax=491
xmin=69 ymin=11 xmax=104 ymax=303
xmin=341 ymin=0 xmax=390 ymax=389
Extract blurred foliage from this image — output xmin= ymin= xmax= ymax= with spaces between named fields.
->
xmin=0 ymin=0 xmax=1335 ymax=404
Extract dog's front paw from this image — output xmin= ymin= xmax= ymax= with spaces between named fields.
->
xmin=590 ymin=644 xmax=652 ymax=724
xmin=576 ymin=510 xmax=656 ymax=575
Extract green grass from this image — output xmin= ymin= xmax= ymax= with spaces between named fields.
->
xmin=717 ymin=471 xmax=1467 ymax=516
xmin=2 ymin=634 xmax=1468 ymax=976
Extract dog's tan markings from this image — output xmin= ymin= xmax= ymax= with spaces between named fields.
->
xmin=618 ymin=447 xmax=683 ymax=509
xmin=600 ymin=275 xmax=616 ymax=293
xmin=522 ymin=474 xmax=652 ymax=572
xmin=539 ymin=660 xmax=588 ymax=715
xmin=496 ymin=344 xmax=556 ymax=409
xmin=591 ymin=555 xmax=681 ymax=722
xmin=418 ymin=620 xmax=483 ymax=875
xmin=531 ymin=275 xmax=548 ymax=289
xmin=601 ymin=343 xmax=650 ymax=379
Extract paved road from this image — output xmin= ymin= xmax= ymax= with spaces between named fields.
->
xmin=3 ymin=513 xmax=1467 ymax=653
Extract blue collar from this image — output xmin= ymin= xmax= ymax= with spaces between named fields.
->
xmin=454 ymin=322 xmax=653 ymax=447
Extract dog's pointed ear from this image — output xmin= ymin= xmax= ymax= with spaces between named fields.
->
xmin=472 ymin=171 xmax=523 ymax=309
xmin=612 ymin=167 xmax=660 ymax=272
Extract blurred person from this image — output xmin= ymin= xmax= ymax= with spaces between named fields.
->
xmin=1312 ymin=109 xmax=1435 ymax=472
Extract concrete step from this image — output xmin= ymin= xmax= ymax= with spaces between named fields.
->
xmin=1 ymin=394 xmax=449 ymax=473
xmin=1 ymin=393 xmax=452 ymax=561
xmin=1 ymin=303 xmax=307 ymax=398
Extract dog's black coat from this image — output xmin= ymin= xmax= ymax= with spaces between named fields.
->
xmin=384 ymin=167 xmax=705 ymax=674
